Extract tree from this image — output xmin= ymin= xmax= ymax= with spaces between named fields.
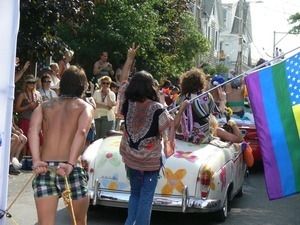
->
xmin=57 ymin=0 xmax=210 ymax=80
xmin=17 ymin=0 xmax=210 ymax=82
xmin=215 ymin=64 xmax=229 ymax=75
xmin=17 ymin=0 xmax=95 ymax=65
xmin=288 ymin=12 xmax=300 ymax=34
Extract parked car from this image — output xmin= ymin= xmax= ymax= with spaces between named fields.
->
xmin=82 ymin=133 xmax=247 ymax=222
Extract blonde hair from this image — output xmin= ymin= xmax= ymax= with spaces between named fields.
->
xmin=50 ymin=62 xmax=59 ymax=70
xmin=22 ymin=74 xmax=37 ymax=92
xmin=64 ymin=50 xmax=74 ymax=57
xmin=209 ymin=114 xmax=219 ymax=137
xmin=99 ymin=75 xmax=112 ymax=85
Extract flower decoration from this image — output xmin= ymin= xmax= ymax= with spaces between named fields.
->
xmin=161 ymin=168 xmax=186 ymax=195
xmin=97 ymin=150 xmax=121 ymax=167
xmin=219 ymin=166 xmax=226 ymax=191
xmin=173 ymin=151 xmax=198 ymax=163
xmin=101 ymin=173 xmax=128 ymax=190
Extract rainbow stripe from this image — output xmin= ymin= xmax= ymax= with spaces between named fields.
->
xmin=245 ymin=52 xmax=300 ymax=200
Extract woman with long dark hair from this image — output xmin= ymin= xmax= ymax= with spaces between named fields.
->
xmin=118 ymin=44 xmax=186 ymax=225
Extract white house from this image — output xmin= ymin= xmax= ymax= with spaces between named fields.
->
xmin=189 ymin=0 xmax=254 ymax=73
xmin=219 ymin=0 xmax=253 ymax=73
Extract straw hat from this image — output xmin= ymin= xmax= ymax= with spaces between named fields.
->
xmin=24 ymin=74 xmax=37 ymax=83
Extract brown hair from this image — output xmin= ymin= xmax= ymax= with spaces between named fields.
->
xmin=59 ymin=65 xmax=87 ymax=97
xmin=180 ymin=68 xmax=206 ymax=95
xmin=41 ymin=74 xmax=51 ymax=83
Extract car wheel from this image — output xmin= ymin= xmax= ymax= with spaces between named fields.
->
xmin=215 ymin=193 xmax=228 ymax=222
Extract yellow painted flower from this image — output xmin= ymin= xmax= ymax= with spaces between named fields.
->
xmin=108 ymin=181 xmax=118 ymax=190
xmin=161 ymin=168 xmax=187 ymax=195
xmin=101 ymin=173 xmax=128 ymax=190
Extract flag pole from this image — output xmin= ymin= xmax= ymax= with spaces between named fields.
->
xmin=168 ymin=46 xmax=300 ymax=113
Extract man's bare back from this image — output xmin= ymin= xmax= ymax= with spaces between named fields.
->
xmin=225 ymin=83 xmax=245 ymax=114
xmin=28 ymin=65 xmax=95 ymax=225
xmin=40 ymin=97 xmax=94 ymax=161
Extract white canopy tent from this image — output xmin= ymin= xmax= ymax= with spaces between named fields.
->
xmin=0 ymin=1 xmax=19 ymax=224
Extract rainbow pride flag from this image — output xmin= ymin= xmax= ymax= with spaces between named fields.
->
xmin=245 ymin=52 xmax=300 ymax=200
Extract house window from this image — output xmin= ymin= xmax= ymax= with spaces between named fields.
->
xmin=207 ymin=26 xmax=211 ymax=40
xmin=214 ymin=31 xmax=218 ymax=50
xmin=222 ymin=8 xmax=227 ymax=29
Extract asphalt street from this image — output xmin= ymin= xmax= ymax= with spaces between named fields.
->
xmin=4 ymin=163 xmax=300 ymax=225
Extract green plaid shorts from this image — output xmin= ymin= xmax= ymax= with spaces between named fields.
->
xmin=32 ymin=162 xmax=89 ymax=200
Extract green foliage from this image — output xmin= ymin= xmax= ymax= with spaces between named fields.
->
xmin=17 ymin=0 xmax=210 ymax=81
xmin=57 ymin=0 xmax=210 ymax=79
xmin=215 ymin=64 xmax=229 ymax=75
xmin=202 ymin=65 xmax=216 ymax=76
xmin=288 ymin=13 xmax=300 ymax=34
xmin=17 ymin=0 xmax=95 ymax=64
xmin=199 ymin=62 xmax=228 ymax=78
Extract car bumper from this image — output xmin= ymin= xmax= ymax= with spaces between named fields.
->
xmin=89 ymin=179 xmax=222 ymax=213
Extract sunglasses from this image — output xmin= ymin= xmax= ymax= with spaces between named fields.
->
xmin=102 ymin=82 xmax=110 ymax=85
xmin=43 ymin=80 xmax=51 ymax=83
xmin=0 ymin=209 xmax=12 ymax=219
xmin=27 ymin=82 xmax=36 ymax=84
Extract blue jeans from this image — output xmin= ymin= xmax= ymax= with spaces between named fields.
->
xmin=125 ymin=167 xmax=159 ymax=225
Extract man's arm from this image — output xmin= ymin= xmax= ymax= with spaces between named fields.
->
xmin=68 ymin=104 xmax=95 ymax=166
xmin=15 ymin=61 xmax=30 ymax=83
xmin=28 ymin=105 xmax=47 ymax=168
xmin=93 ymin=61 xmax=101 ymax=75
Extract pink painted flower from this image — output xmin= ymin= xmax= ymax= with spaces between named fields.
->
xmin=106 ymin=153 xmax=113 ymax=159
xmin=219 ymin=166 xmax=226 ymax=191
xmin=173 ymin=151 xmax=198 ymax=163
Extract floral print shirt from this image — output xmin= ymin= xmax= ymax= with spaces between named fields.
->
xmin=120 ymin=99 xmax=175 ymax=171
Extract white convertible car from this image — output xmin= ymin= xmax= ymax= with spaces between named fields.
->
xmin=82 ymin=133 xmax=247 ymax=222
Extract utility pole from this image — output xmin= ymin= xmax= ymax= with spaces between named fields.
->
xmin=237 ymin=0 xmax=244 ymax=74
xmin=273 ymin=31 xmax=291 ymax=56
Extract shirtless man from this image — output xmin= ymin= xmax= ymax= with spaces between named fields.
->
xmin=28 ymin=65 xmax=95 ymax=225
xmin=225 ymin=77 xmax=246 ymax=118
xmin=93 ymin=51 xmax=114 ymax=82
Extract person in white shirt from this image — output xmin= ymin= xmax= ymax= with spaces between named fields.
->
xmin=38 ymin=74 xmax=58 ymax=101
xmin=279 ymin=49 xmax=284 ymax=59
xmin=115 ymin=59 xmax=126 ymax=86
xmin=49 ymin=63 xmax=60 ymax=94
xmin=93 ymin=75 xmax=117 ymax=139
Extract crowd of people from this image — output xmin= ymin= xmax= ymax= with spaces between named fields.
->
xmin=10 ymin=44 xmax=251 ymax=225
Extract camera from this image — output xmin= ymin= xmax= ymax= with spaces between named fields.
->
xmin=85 ymin=91 xmax=92 ymax=98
